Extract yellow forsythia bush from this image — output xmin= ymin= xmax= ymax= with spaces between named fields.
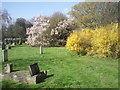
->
xmin=66 ymin=29 xmax=92 ymax=54
xmin=89 ymin=23 xmax=120 ymax=58
xmin=66 ymin=23 xmax=120 ymax=58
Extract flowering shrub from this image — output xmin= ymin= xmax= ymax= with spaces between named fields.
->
xmin=89 ymin=23 xmax=120 ymax=58
xmin=50 ymin=18 xmax=77 ymax=46
xmin=51 ymin=18 xmax=75 ymax=35
xmin=66 ymin=29 xmax=92 ymax=54
xmin=26 ymin=15 xmax=50 ymax=46
xmin=66 ymin=23 xmax=120 ymax=58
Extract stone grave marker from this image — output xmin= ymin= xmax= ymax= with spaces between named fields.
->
xmin=2 ymin=49 xmax=8 ymax=62
xmin=0 ymin=42 xmax=2 ymax=49
xmin=28 ymin=63 xmax=40 ymax=76
xmin=19 ymin=40 xmax=22 ymax=45
xmin=6 ymin=45 xmax=11 ymax=49
xmin=5 ymin=64 xmax=13 ymax=73
xmin=2 ymin=43 xmax=5 ymax=50
xmin=12 ymin=42 xmax=15 ymax=46
xmin=40 ymin=46 xmax=43 ymax=54
xmin=43 ymin=70 xmax=47 ymax=75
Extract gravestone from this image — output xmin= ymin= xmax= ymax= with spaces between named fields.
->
xmin=43 ymin=70 xmax=47 ymax=75
xmin=1 ymin=42 xmax=5 ymax=50
xmin=5 ymin=64 xmax=13 ymax=73
xmin=32 ymin=74 xmax=43 ymax=84
xmin=28 ymin=63 xmax=40 ymax=76
xmin=6 ymin=46 xmax=11 ymax=49
xmin=0 ymin=42 xmax=2 ymax=49
xmin=12 ymin=42 xmax=15 ymax=46
xmin=2 ymin=49 xmax=8 ymax=62
xmin=19 ymin=40 xmax=22 ymax=45
xmin=0 ymin=30 xmax=2 ymax=49
xmin=40 ymin=46 xmax=43 ymax=54
xmin=28 ymin=63 xmax=48 ymax=84
xmin=0 ymin=30 xmax=5 ymax=50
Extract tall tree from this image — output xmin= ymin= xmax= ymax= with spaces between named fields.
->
xmin=14 ymin=18 xmax=26 ymax=38
xmin=69 ymin=2 xmax=118 ymax=29
xmin=6 ymin=18 xmax=32 ymax=39
xmin=26 ymin=15 xmax=50 ymax=46
xmin=49 ymin=12 xmax=67 ymax=30
xmin=0 ymin=9 xmax=12 ymax=26
xmin=43 ymin=12 xmax=67 ymax=46
xmin=0 ymin=10 xmax=12 ymax=47
xmin=37 ymin=13 xmax=78 ymax=47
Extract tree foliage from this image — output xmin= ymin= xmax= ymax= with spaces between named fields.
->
xmin=50 ymin=18 xmax=77 ymax=46
xmin=49 ymin=12 xmax=67 ymax=29
xmin=26 ymin=15 xmax=50 ymax=46
xmin=0 ymin=9 xmax=12 ymax=25
xmin=41 ymin=12 xmax=68 ymax=46
xmin=37 ymin=12 xmax=77 ymax=47
xmin=0 ymin=10 xmax=12 ymax=40
xmin=6 ymin=18 xmax=33 ymax=39
xmin=26 ymin=12 xmax=77 ymax=47
xmin=69 ymin=2 xmax=118 ymax=29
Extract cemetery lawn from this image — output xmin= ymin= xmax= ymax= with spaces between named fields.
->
xmin=0 ymin=45 xmax=119 ymax=88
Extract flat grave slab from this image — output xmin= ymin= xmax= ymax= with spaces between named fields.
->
xmin=0 ymin=63 xmax=48 ymax=84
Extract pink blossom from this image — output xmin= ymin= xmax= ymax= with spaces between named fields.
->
xmin=51 ymin=18 xmax=75 ymax=35
xmin=26 ymin=15 xmax=50 ymax=46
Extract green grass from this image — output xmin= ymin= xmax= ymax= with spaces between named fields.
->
xmin=0 ymin=45 xmax=119 ymax=88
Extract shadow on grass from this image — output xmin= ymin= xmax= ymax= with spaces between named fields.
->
xmin=37 ymin=74 xmax=54 ymax=84
xmin=12 ymin=70 xmax=20 ymax=72
xmin=8 ymin=58 xmax=42 ymax=63
xmin=46 ymin=74 xmax=54 ymax=78
xmin=8 ymin=45 xmax=30 ymax=48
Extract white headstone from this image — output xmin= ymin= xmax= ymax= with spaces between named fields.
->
xmin=12 ymin=42 xmax=15 ymax=46
xmin=40 ymin=46 xmax=43 ymax=54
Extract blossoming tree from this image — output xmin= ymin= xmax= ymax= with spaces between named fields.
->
xmin=26 ymin=15 xmax=50 ymax=46
xmin=50 ymin=17 xmax=77 ymax=46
